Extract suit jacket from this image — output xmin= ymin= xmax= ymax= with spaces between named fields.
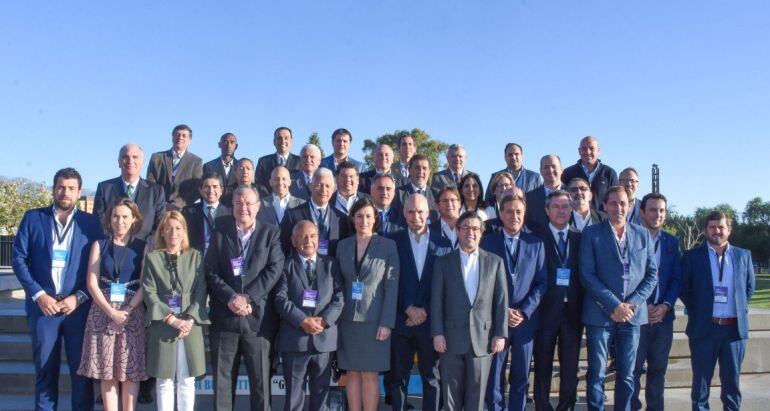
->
xmin=394 ymin=183 xmax=439 ymax=222
xmin=330 ymin=191 xmax=369 ymax=216
xmin=681 ymin=244 xmax=755 ymax=340
xmin=181 ymin=202 xmax=232 ymax=253
xmin=274 ymin=252 xmax=344 ymax=353
xmin=568 ymin=209 xmax=607 ymax=232
xmin=358 ymin=169 xmax=406 ymax=195
xmin=93 ymin=177 xmax=166 ymax=241
xmin=626 ymin=198 xmax=644 ymax=226
xmin=336 ymin=235 xmax=400 ymax=328
xmin=146 ymin=149 xmax=203 ymax=208
xmin=320 ymin=155 xmax=365 ymax=174
xmin=561 ymin=160 xmax=618 ymax=211
xmin=579 ymin=220 xmax=658 ymax=327
xmin=524 ymin=185 xmax=565 ymax=233
xmin=288 ymin=171 xmax=312 ymax=201
xmin=279 ymin=202 xmax=351 ymax=257
xmin=202 ymin=156 xmax=238 ymax=192
xmin=255 ymin=152 xmax=301 ymax=190
xmin=221 ymin=182 xmax=265 ymax=208
xmin=431 ymin=248 xmax=508 ymax=357
xmin=204 ymin=219 xmax=285 ymax=335
xmin=648 ymin=230 xmax=682 ymax=323
xmin=532 ymin=227 xmax=583 ymax=327
xmin=12 ymin=207 xmax=103 ymax=317
xmin=389 ymin=229 xmax=453 ymax=335
xmin=377 ymin=207 xmax=407 ymax=236
xmin=484 ymin=167 xmax=543 ymax=203
xmin=480 ymin=231 xmax=548 ymax=334
xmin=257 ymin=194 xmax=305 ymax=226
xmin=428 ymin=219 xmax=458 ymax=248
xmin=430 ymin=168 xmax=471 ymax=192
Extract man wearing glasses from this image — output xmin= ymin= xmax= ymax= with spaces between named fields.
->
xmin=567 ymin=177 xmax=606 ymax=232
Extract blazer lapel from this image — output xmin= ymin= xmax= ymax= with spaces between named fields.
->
xmin=471 ymin=251 xmax=486 ymax=307
xmin=604 ymin=222 xmax=623 ymax=263
xmin=295 ymin=255 xmax=310 ymax=289
xmin=164 ymin=150 xmax=174 ymax=183
xmin=358 ymin=236 xmax=378 ymax=278
xmin=41 ymin=209 xmax=54 ymax=260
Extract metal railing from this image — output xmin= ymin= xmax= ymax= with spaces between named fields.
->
xmin=0 ymin=236 xmax=13 ymax=268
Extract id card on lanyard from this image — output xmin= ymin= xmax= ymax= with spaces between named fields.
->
xmin=165 ymin=253 xmax=182 ymax=314
xmin=52 ymin=214 xmax=74 ymax=269
xmin=553 ymin=234 xmax=570 ymax=286
xmin=714 ymin=252 xmax=729 ymax=304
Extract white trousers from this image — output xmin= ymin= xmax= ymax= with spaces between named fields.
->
xmin=156 ymin=340 xmax=196 ymax=411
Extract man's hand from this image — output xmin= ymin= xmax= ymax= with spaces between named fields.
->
xmin=612 ymin=302 xmax=634 ymax=323
xmin=228 ymin=294 xmax=251 ymax=316
xmin=376 ymin=326 xmax=391 ymax=341
xmin=37 ymin=294 xmax=60 ymax=316
xmin=433 ymin=335 xmax=447 ymax=353
xmin=299 ymin=317 xmax=324 ymax=334
xmin=56 ymin=295 xmax=78 ymax=315
xmin=649 ymin=304 xmax=669 ymax=324
xmin=491 ymin=336 xmax=506 ymax=353
xmin=405 ymin=306 xmax=427 ymax=327
xmin=508 ymin=308 xmax=524 ymax=328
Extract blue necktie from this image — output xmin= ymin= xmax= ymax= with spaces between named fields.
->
xmin=379 ymin=211 xmax=387 ymax=235
xmin=558 ymin=231 xmax=567 ymax=257
xmin=317 ymin=208 xmax=328 ymax=238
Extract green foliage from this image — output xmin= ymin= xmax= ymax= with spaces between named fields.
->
xmin=743 ymin=197 xmax=770 ymax=225
xmin=306 ymin=132 xmax=325 ymax=158
xmin=0 ymin=178 xmax=51 ymax=234
xmin=361 ymin=128 xmax=450 ymax=173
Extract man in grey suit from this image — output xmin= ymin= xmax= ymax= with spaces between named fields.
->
xmin=431 ymin=144 xmax=472 ymax=192
xmin=289 ymin=144 xmax=322 ymax=201
xmin=255 ymin=127 xmax=302 ymax=190
xmin=485 ymin=143 xmax=543 ymax=203
xmin=202 ymin=132 xmax=239 ymax=197
xmin=319 ymin=128 xmax=365 ymax=173
xmin=275 ymin=220 xmax=344 ymax=411
xmin=146 ymin=124 xmax=203 ymax=209
xmin=257 ymin=166 xmax=305 ymax=226
xmin=431 ymin=211 xmax=508 ymax=411
xmin=93 ymin=143 xmax=166 ymax=241
xmin=580 ymin=186 xmax=658 ymax=411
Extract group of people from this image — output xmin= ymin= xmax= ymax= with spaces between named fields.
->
xmin=12 ymin=125 xmax=755 ymax=411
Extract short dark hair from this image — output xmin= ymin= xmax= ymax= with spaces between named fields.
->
xmin=398 ymin=133 xmax=414 ymax=147
xmin=274 ymin=127 xmax=292 ymax=138
xmin=640 ymin=192 xmax=668 ymax=211
xmin=603 ymin=185 xmax=632 ymax=204
xmin=371 ymin=173 xmax=396 ymax=186
xmin=408 ymin=154 xmax=429 ymax=169
xmin=545 ymin=189 xmax=571 ymax=209
xmin=349 ymin=197 xmax=380 ymax=234
xmin=568 ymin=177 xmax=590 ymax=188
xmin=457 ymin=211 xmax=485 ymax=233
xmin=504 ymin=143 xmax=523 ymax=154
xmin=458 ymin=172 xmax=488 ymax=209
xmin=104 ymin=198 xmax=144 ymax=236
xmin=237 ymin=157 xmax=254 ymax=168
xmin=331 ymin=128 xmax=352 ymax=142
xmin=172 ymin=124 xmax=192 ymax=137
xmin=498 ymin=194 xmax=527 ymax=213
xmin=704 ymin=210 xmax=733 ymax=230
xmin=437 ymin=186 xmax=460 ymax=202
xmin=199 ymin=171 xmax=224 ymax=188
xmin=53 ymin=167 xmax=82 ymax=189
xmin=219 ymin=132 xmax=236 ymax=142
xmin=335 ymin=161 xmax=359 ymax=176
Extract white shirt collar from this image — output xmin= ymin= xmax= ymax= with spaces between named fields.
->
xmin=548 ymin=223 xmax=569 ymax=240
xmin=122 ymin=177 xmax=140 ymax=188
xmin=298 ymin=253 xmax=317 ymax=266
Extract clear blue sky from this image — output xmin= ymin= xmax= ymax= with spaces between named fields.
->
xmin=2 ymin=1 xmax=768 ymax=215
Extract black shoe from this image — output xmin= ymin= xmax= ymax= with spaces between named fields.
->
xmin=384 ymin=393 xmax=392 ymax=405
xmin=137 ymin=389 xmax=153 ymax=404
xmin=526 ymin=396 xmax=533 ymax=404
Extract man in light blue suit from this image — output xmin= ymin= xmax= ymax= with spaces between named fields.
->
xmin=319 ymin=128 xmax=365 ymax=173
xmin=12 ymin=168 xmax=103 ymax=411
xmin=681 ymin=210 xmax=755 ymax=411
xmin=481 ymin=194 xmax=548 ymax=411
xmin=580 ymin=186 xmax=658 ymax=411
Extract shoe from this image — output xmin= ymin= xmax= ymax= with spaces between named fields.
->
xmin=138 ymin=389 xmax=153 ymax=404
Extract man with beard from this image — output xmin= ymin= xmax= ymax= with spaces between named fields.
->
xmin=561 ymin=136 xmax=618 ymax=212
xmin=567 ymin=177 xmax=606 ymax=232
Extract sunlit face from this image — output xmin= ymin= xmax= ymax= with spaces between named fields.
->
xmin=438 ymin=192 xmax=460 ymax=221
xmin=398 ymin=136 xmax=415 ymax=162
xmin=374 ymin=146 xmax=394 ymax=171
xmin=501 ymin=199 xmax=526 ymax=234
xmin=579 ymin=137 xmax=600 ymax=166
xmin=199 ymin=178 xmax=223 ymax=204
xmin=332 ymin=133 xmax=351 ymax=157
xmin=545 ymin=195 xmax=571 ymax=228
xmin=311 ymin=175 xmax=334 ymax=206
xmin=504 ymin=145 xmax=523 ymax=171
xmin=641 ymin=198 xmax=666 ymax=230
xmin=494 ymin=175 xmax=514 ymax=199
xmin=353 ymin=205 xmax=376 ymax=236
xmin=162 ymin=218 xmax=186 ymax=250
xmin=301 ymin=148 xmax=321 ymax=174
xmin=53 ymin=177 xmax=81 ymax=212
xmin=461 ymin=177 xmax=481 ymax=203
xmin=274 ymin=129 xmax=292 ymax=154
xmin=619 ymin=170 xmax=640 ymax=197
xmin=446 ymin=148 xmax=466 ymax=172
xmin=457 ymin=218 xmax=483 ymax=252
xmin=706 ymin=218 xmax=731 ymax=247
xmin=219 ymin=135 xmax=238 ymax=157
xmin=119 ymin=145 xmax=144 ymax=179
xmin=233 ymin=191 xmax=260 ymax=228
xmin=172 ymin=128 xmax=191 ymax=152
xmin=404 ymin=196 xmax=429 ymax=232
xmin=235 ymin=160 xmax=255 ymax=185
xmin=604 ymin=190 xmax=630 ymax=224
xmin=568 ymin=181 xmax=592 ymax=210
xmin=110 ymin=205 xmax=136 ymax=238
xmin=409 ymin=159 xmax=431 ymax=188
xmin=292 ymin=222 xmax=318 ymax=258
xmin=540 ymin=156 xmax=562 ymax=187
xmin=371 ymin=177 xmax=395 ymax=209
xmin=336 ymin=168 xmax=359 ymax=197
xmin=270 ymin=167 xmax=291 ymax=197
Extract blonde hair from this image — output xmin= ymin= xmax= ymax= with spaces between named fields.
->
xmin=154 ymin=210 xmax=191 ymax=252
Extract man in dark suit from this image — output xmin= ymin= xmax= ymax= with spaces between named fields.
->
xmin=359 ymin=143 xmax=405 ymax=194
xmin=532 ymin=190 xmax=584 ymax=411
xmin=12 ymin=168 xmax=103 ymax=411
xmin=561 ymin=136 xmax=618 ymax=212
xmin=525 ymin=154 xmax=565 ymax=233
xmin=432 ymin=212 xmax=508 ymax=411
xmin=393 ymin=133 xmax=416 ymax=181
xmin=205 ymin=185 xmax=285 ymax=411
xmin=275 ymin=220 xmax=344 ymax=411
xmin=320 ymin=128 xmax=365 ymax=173
xmin=255 ymin=126 xmax=301 ymax=190
xmin=370 ymin=174 xmax=407 ymax=236
xmin=389 ymin=194 xmax=453 ymax=411
xmin=203 ymin=132 xmax=239 ymax=201
xmin=281 ymin=168 xmax=350 ymax=257
xmin=222 ymin=158 xmax=262 ymax=206
xmin=430 ymin=144 xmax=472 ymax=192
xmin=429 ymin=187 xmax=461 ymax=248
xmin=567 ymin=177 xmax=606 ymax=232
xmin=484 ymin=143 xmax=543 ymax=203
xmin=580 ymin=186 xmax=658 ymax=411
xmin=146 ymin=123 xmax=203 ymax=209
xmin=394 ymin=154 xmax=438 ymax=218
xmin=631 ymin=193 xmax=682 ymax=411
xmin=93 ymin=143 xmax=166 ymax=241
xmin=619 ymin=167 xmax=643 ymax=226
xmin=330 ymin=161 xmax=367 ymax=215
xmin=681 ymin=210 xmax=755 ymax=411
xmin=182 ymin=172 xmax=232 ymax=254
xmin=481 ymin=194 xmax=547 ymax=411
xmin=257 ymin=166 xmax=305 ymax=227
xmin=289 ymin=143 xmax=322 ymax=201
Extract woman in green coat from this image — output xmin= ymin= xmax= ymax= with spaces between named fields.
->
xmin=142 ymin=211 xmax=209 ymax=411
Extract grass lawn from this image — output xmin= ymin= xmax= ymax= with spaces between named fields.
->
xmin=749 ymin=273 xmax=770 ymax=309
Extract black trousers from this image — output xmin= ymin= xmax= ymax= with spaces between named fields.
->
xmin=210 ymin=326 xmax=272 ymax=411
xmin=390 ymin=326 xmax=441 ymax=411
xmin=533 ymin=316 xmax=583 ymax=411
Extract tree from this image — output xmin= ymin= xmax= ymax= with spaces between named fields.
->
xmin=0 ymin=178 xmax=51 ymax=234
xmin=306 ymin=132 xmax=325 ymax=158
xmin=361 ymin=128 xmax=450 ymax=173
xmin=694 ymin=204 xmax=739 ymax=229
xmin=743 ymin=197 xmax=770 ymax=225
xmin=666 ymin=210 xmax=703 ymax=251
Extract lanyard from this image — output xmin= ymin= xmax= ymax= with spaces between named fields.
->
xmin=717 ymin=251 xmax=727 ymax=283
xmin=506 ymin=236 xmax=522 ymax=273
xmin=53 ymin=215 xmax=75 ymax=245
xmin=111 ymin=240 xmax=131 ymax=282
xmin=164 ymin=252 xmax=181 ymax=294
xmin=615 ymin=234 xmax=628 ymax=261
xmin=553 ymin=233 xmax=569 ymax=267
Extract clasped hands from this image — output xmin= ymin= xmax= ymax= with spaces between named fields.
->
xmin=37 ymin=294 xmax=78 ymax=316
xmin=299 ymin=317 xmax=327 ymax=335
xmin=646 ymin=303 xmax=669 ymax=324
xmin=228 ymin=293 xmax=252 ymax=317
xmin=508 ymin=308 xmax=525 ymax=328
xmin=433 ymin=335 xmax=505 ymax=354
xmin=611 ymin=302 xmax=635 ymax=323
xmin=405 ymin=305 xmax=427 ymax=327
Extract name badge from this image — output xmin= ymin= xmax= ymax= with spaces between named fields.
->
xmin=231 ymin=257 xmax=244 ymax=277
xmin=556 ymin=268 xmax=571 ymax=286
xmin=318 ymin=240 xmax=330 ymax=256
xmin=714 ymin=286 xmax=729 ymax=304
xmin=110 ymin=283 xmax=126 ymax=303
xmin=351 ymin=281 xmax=364 ymax=301
xmin=167 ymin=295 xmax=182 ymax=314
xmin=302 ymin=289 xmax=319 ymax=308
xmin=52 ymin=249 xmax=68 ymax=269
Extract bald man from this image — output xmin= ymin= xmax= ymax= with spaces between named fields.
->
xmin=561 ymin=136 xmax=618 ymax=212
xmin=525 ymin=154 xmax=566 ymax=233
xmin=258 ymin=166 xmax=306 ymax=226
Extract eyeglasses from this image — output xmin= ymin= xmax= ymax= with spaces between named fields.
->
xmin=459 ymin=226 xmax=481 ymax=233
xmin=568 ymin=186 xmax=590 ymax=193
xmin=619 ymin=178 xmax=639 ymax=184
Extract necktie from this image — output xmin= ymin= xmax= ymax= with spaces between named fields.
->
xmin=278 ymin=156 xmax=286 ymax=166
xmin=506 ymin=237 xmax=518 ymax=272
xmin=417 ymin=188 xmax=425 ymax=196
xmin=172 ymin=154 xmax=181 ymax=180
xmin=305 ymin=259 xmax=316 ymax=284
xmin=207 ymin=206 xmax=216 ymax=226
xmin=558 ymin=231 xmax=567 ymax=258
xmin=317 ymin=208 xmax=328 ymax=238
xmin=126 ymin=184 xmax=134 ymax=198
xmin=453 ymin=172 xmax=460 ymax=185
xmin=379 ymin=211 xmax=387 ymax=235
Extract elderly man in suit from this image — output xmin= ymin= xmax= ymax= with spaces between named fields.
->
xmin=681 ymin=210 xmax=755 ymax=411
xmin=275 ymin=220 xmax=344 ymax=411
xmin=631 ymin=193 xmax=682 ymax=411
xmin=431 ymin=144 xmax=472 ymax=192
xmin=371 ymin=173 xmax=407 ymax=236
xmin=389 ymin=194 xmax=453 ymax=411
xmin=567 ymin=177 xmax=606 ymax=232
xmin=255 ymin=127 xmax=302 ymax=190
xmin=525 ymin=154 xmax=566 ymax=233
xmin=561 ymin=136 xmax=618 ymax=212
xmin=320 ymin=128 xmax=365 ymax=173
xmin=257 ymin=166 xmax=305 ymax=226
xmin=330 ymin=161 xmax=367 ymax=215
xmin=202 ymin=132 xmax=239 ymax=198
xmin=182 ymin=172 xmax=232 ymax=254
xmin=289 ymin=143 xmax=322 ymax=201
xmin=484 ymin=143 xmax=543 ymax=203
xmin=481 ymin=194 xmax=547 ymax=411
xmin=580 ymin=186 xmax=658 ymax=411
xmin=146 ymin=124 xmax=203 ymax=209
xmin=281 ymin=168 xmax=350 ymax=257
xmin=532 ymin=190 xmax=584 ymax=411
xmin=93 ymin=143 xmax=166 ymax=241
xmin=431 ymin=211 xmax=508 ymax=411
xmin=359 ymin=143 xmax=405 ymax=194
xmin=205 ymin=185 xmax=286 ymax=411
xmin=13 ymin=168 xmax=103 ymax=411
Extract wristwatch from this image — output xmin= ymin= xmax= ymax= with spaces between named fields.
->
xmin=75 ymin=292 xmax=88 ymax=306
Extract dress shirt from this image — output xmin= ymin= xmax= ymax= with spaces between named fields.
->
xmin=408 ymin=228 xmax=430 ymax=280
xmin=549 ymin=223 xmax=570 ymax=257
xmin=32 ymin=207 xmax=77 ymax=301
xmin=122 ymin=177 xmax=140 ymax=201
xmin=221 ymin=158 xmax=233 ymax=177
xmin=571 ymin=210 xmax=592 ymax=232
xmin=460 ymin=206 xmax=490 ymax=221
xmin=336 ymin=193 xmax=358 ymax=214
xmin=272 ymin=194 xmax=291 ymax=223
xmin=172 ymin=150 xmax=186 ymax=179
xmin=440 ymin=219 xmax=458 ymax=247
xmin=310 ymin=200 xmax=330 ymax=233
xmin=236 ymin=222 xmax=256 ymax=255
xmin=398 ymin=162 xmax=409 ymax=179
xmin=298 ymin=253 xmax=318 ymax=284
xmin=611 ymin=224 xmax=630 ymax=299
xmin=503 ymin=230 xmax=521 ymax=274
xmin=579 ymin=162 xmax=599 ymax=184
xmin=460 ymin=248 xmax=480 ymax=304
xmin=203 ymin=201 xmax=220 ymax=250
xmin=708 ymin=243 xmax=737 ymax=318
xmin=411 ymin=183 xmax=428 ymax=196
xmin=277 ymin=153 xmax=288 ymax=166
